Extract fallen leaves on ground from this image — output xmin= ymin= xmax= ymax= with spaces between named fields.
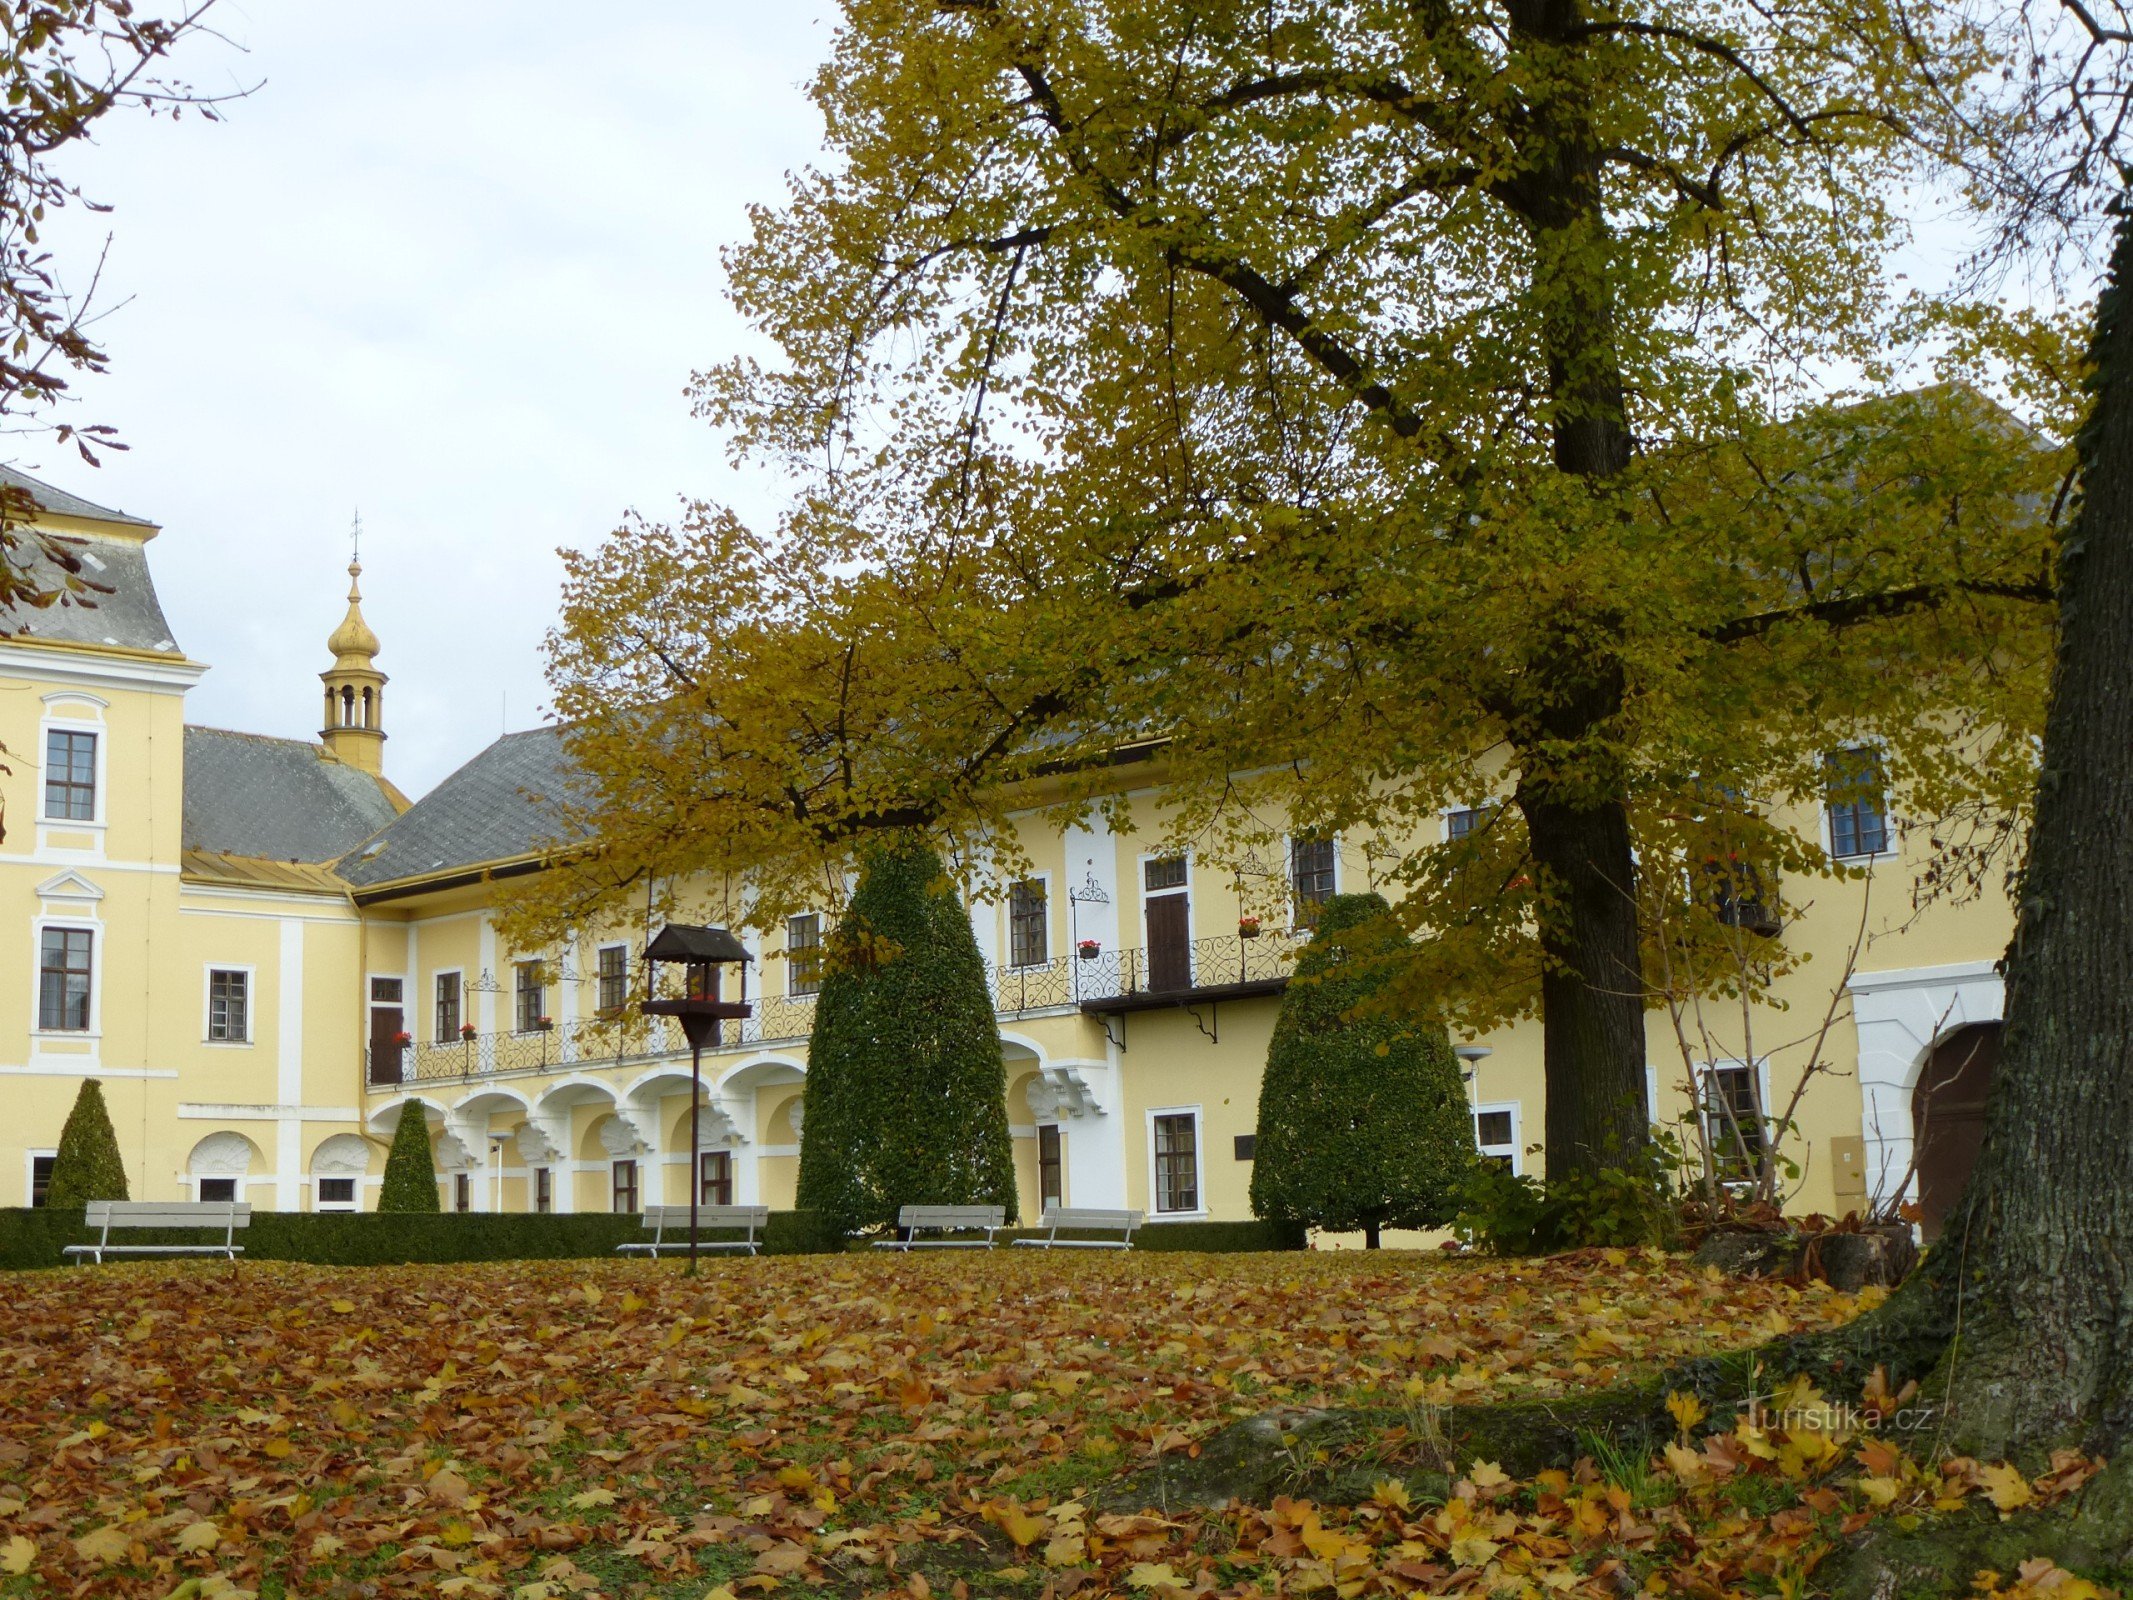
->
xmin=0 ymin=1251 xmax=2101 ymax=1597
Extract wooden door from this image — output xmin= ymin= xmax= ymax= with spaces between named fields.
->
xmin=368 ymin=1002 xmax=404 ymax=1086
xmin=1146 ymin=892 xmax=1191 ymax=992
xmin=1912 ymin=1022 xmax=1999 ymax=1241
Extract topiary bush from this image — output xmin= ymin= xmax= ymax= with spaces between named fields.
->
xmin=377 ymin=1100 xmax=441 ymax=1213
xmin=1250 ymin=892 xmax=1476 ymax=1247
xmin=47 ymin=1078 xmax=129 ymax=1208
xmin=796 ymin=835 xmax=1018 ymax=1237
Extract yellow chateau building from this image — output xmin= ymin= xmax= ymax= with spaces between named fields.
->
xmin=2 ymin=470 xmax=2017 ymax=1236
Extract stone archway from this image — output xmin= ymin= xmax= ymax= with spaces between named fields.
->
xmin=1911 ymin=1022 xmax=2002 ymax=1242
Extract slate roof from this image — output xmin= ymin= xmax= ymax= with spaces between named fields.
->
xmin=338 ymin=725 xmax=590 ymax=888
xmin=181 ymin=727 xmax=404 ymax=864
xmin=0 ymin=525 xmax=183 ymax=655
xmin=0 ymin=463 xmax=154 ymax=527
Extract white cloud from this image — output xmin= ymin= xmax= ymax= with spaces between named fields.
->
xmin=25 ymin=1 xmax=831 ymax=793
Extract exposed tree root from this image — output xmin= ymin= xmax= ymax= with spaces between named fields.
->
xmin=1109 ymin=1285 xmax=1961 ymax=1514
xmin=1818 ymin=1460 xmax=2133 ymax=1599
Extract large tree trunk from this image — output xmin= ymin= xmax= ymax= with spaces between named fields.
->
xmin=1520 ymin=779 xmax=1652 ymax=1182
xmin=1923 ymin=203 xmax=2133 ymax=1464
xmin=1498 ymin=0 xmax=1653 ymax=1184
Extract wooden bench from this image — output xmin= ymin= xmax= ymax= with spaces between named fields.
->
xmin=872 ymin=1204 xmax=1005 ymax=1250
xmin=1012 ymin=1205 xmax=1144 ymax=1250
xmin=617 ymin=1205 xmax=770 ymax=1258
xmin=65 ymin=1201 xmax=250 ymax=1264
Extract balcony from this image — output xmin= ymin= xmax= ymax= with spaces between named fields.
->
xmin=363 ymin=933 xmax=1305 ymax=1088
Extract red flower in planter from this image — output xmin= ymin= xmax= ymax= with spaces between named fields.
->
xmin=459 ymin=1023 xmax=478 ymax=1040
xmin=392 ymin=1030 xmax=412 ymax=1048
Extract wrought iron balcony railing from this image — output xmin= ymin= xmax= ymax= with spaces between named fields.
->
xmin=363 ymin=929 xmax=1309 ymax=1087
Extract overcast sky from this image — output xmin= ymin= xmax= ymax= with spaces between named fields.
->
xmin=28 ymin=3 xmax=831 ymax=796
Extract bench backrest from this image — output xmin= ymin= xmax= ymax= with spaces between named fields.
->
xmin=640 ymin=1205 xmax=769 ymax=1230
xmin=1040 ymin=1206 xmax=1144 ymax=1231
xmin=896 ymin=1204 xmax=1005 ymax=1229
xmin=84 ymin=1201 xmax=251 ymax=1230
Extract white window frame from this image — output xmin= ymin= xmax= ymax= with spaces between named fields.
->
xmin=432 ymin=967 xmax=465 ymax=1043
xmin=195 ymin=1175 xmax=240 ymax=1204
xmin=1473 ymin=1100 xmax=1523 ymax=1174
xmin=1284 ymin=832 xmax=1340 ymax=928
xmin=313 ymin=1175 xmax=359 ymax=1213
xmin=594 ymin=941 xmax=632 ymax=1012
xmin=1138 ymin=851 xmax=1195 ymax=985
xmin=1696 ymin=1057 xmax=1776 ymax=1175
xmin=32 ymin=916 xmax=100 ymax=1038
xmin=24 ymin=1148 xmax=56 ymax=1208
xmin=512 ymin=958 xmax=549 ymax=1034
xmin=203 ymin=963 xmax=256 ymax=1046
xmin=783 ymin=917 xmax=823 ymax=999
xmin=1820 ymin=743 xmax=1900 ymax=866
xmin=1006 ymin=873 xmax=1052 ymax=970
xmin=1441 ymin=801 xmax=1504 ymax=844
xmin=1146 ymin=1104 xmax=1207 ymax=1218
xmin=37 ymin=694 xmax=108 ymax=831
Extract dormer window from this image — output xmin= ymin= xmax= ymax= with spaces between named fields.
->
xmin=43 ymin=729 xmax=96 ymax=821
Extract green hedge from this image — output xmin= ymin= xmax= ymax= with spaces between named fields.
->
xmin=0 ymin=1207 xmax=1302 ymax=1271
xmin=1127 ymin=1218 xmax=1308 ymax=1251
xmin=0 ymin=1207 xmax=848 ymax=1271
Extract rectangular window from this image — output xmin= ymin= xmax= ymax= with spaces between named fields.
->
xmin=1445 ymin=805 xmax=1498 ymax=843
xmin=1152 ymin=1112 xmax=1200 ymax=1214
xmin=316 ymin=1176 xmax=357 ymax=1211
xmin=611 ymin=1159 xmax=639 ymax=1215
xmin=596 ymin=944 xmax=629 ymax=1013
xmin=1233 ymin=1133 xmax=1257 ymax=1161
xmin=1290 ymin=835 xmax=1337 ymax=925
xmin=514 ymin=960 xmax=547 ymax=1032
xmin=433 ymin=971 xmax=462 ymax=1042
xmin=787 ymin=914 xmax=823 ymax=997
xmin=198 ymin=1176 xmax=237 ymax=1204
xmin=1825 ymin=748 xmax=1890 ymax=860
xmin=534 ymin=1167 xmax=552 ymax=1214
xmin=1009 ymin=880 xmax=1049 ymax=968
xmin=370 ymin=976 xmax=403 ymax=1004
xmin=29 ymin=1154 xmax=55 ymax=1208
xmin=1704 ymin=1066 xmax=1766 ymax=1174
xmin=454 ymin=1172 xmax=471 ymax=1213
xmin=700 ymin=1150 xmax=734 ymax=1207
xmin=38 ymin=927 xmax=93 ymax=1032
xmin=43 ymin=728 xmax=96 ymax=821
xmin=207 ymin=968 xmax=249 ymax=1042
xmin=1474 ymin=1106 xmax=1519 ymax=1173
xmin=1037 ymin=1125 xmax=1062 ymax=1211
xmin=1144 ymin=856 xmax=1187 ymax=892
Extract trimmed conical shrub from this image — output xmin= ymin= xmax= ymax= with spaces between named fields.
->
xmin=378 ymin=1100 xmax=441 ymax=1212
xmin=47 ymin=1078 xmax=129 ymax=1207
xmin=1250 ymin=892 xmax=1475 ymax=1246
xmin=797 ymin=835 xmax=1018 ymax=1237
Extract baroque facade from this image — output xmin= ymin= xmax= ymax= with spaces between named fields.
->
xmin=2 ymin=471 xmax=2016 ymax=1237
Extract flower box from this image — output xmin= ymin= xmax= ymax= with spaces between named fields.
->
xmin=1238 ymin=917 xmax=1262 ymax=939
xmin=1076 ymin=940 xmax=1101 ymax=960
xmin=392 ymin=1031 xmax=412 ymax=1048
xmin=459 ymin=1024 xmax=478 ymax=1041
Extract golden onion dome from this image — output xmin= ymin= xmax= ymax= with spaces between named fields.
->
xmin=327 ymin=560 xmax=380 ymax=660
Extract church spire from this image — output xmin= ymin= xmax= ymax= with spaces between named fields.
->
xmin=320 ymin=518 xmax=387 ymax=773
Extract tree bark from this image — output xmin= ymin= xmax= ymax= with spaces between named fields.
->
xmin=1921 ymin=200 xmax=2133 ymax=1463
xmin=1497 ymin=0 xmax=1652 ymax=1183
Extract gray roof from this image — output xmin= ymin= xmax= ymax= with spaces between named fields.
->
xmin=0 ymin=463 xmax=154 ymax=527
xmin=339 ymin=725 xmax=590 ymax=887
xmin=182 ymin=727 xmax=403 ymax=864
xmin=0 ymin=522 xmax=182 ymax=654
